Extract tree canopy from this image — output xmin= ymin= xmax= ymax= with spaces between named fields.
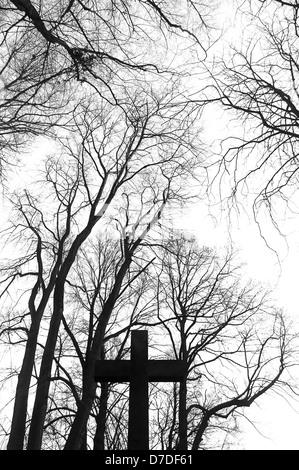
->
xmin=0 ymin=0 xmax=298 ymax=451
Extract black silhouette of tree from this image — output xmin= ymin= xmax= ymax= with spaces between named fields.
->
xmin=209 ymin=0 xmax=299 ymax=232
xmin=0 ymin=0 xmax=212 ymax=176
xmin=1 ymin=86 xmax=204 ymax=449
xmin=146 ymin=234 xmax=296 ymax=450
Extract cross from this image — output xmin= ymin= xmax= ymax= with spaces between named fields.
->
xmin=94 ymin=330 xmax=186 ymax=450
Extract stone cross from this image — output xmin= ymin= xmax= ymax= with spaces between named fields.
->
xmin=94 ymin=330 xmax=186 ymax=450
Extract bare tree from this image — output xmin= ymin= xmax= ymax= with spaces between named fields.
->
xmin=146 ymin=233 xmax=297 ymax=449
xmin=208 ymin=0 xmax=299 ymax=231
xmin=38 ymin=237 xmax=151 ymax=450
xmin=0 ymin=0 xmax=213 ymax=176
xmin=1 ymin=0 xmax=215 ymax=451
xmin=1 ymin=84 xmax=204 ymax=449
xmin=33 ymin=230 xmax=296 ymax=450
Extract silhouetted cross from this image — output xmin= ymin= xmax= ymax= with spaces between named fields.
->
xmin=94 ymin=330 xmax=186 ymax=450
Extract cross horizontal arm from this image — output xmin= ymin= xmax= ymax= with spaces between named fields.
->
xmin=95 ymin=361 xmax=131 ymax=382
xmin=94 ymin=360 xmax=186 ymax=383
xmin=148 ymin=360 xmax=186 ymax=382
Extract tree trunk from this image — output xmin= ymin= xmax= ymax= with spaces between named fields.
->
xmin=7 ymin=317 xmax=41 ymax=449
xmin=64 ymin=255 xmax=132 ymax=450
xmin=63 ymin=362 xmax=98 ymax=450
xmin=192 ymin=413 xmax=210 ymax=450
xmin=93 ymin=378 xmax=108 ymax=449
xmin=27 ymin=282 xmax=65 ymax=449
xmin=178 ymin=319 xmax=188 ymax=450
xmin=7 ymin=279 xmax=56 ymax=450
xmin=177 ymin=377 xmax=188 ymax=450
xmin=26 ymin=224 xmax=97 ymax=449
xmin=8 ymin=237 xmax=66 ymax=449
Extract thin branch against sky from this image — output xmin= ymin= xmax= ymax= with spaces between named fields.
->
xmin=0 ymin=0 xmax=299 ymax=451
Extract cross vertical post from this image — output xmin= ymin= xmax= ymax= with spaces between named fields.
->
xmin=128 ymin=330 xmax=149 ymax=450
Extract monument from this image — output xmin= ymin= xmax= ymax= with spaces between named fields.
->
xmin=94 ymin=330 xmax=186 ymax=450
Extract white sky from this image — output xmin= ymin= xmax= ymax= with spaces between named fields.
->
xmin=186 ymin=3 xmax=299 ymax=449
xmin=2 ymin=0 xmax=299 ymax=451
xmin=173 ymin=195 xmax=299 ymax=449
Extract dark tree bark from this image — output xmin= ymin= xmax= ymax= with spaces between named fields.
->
xmin=93 ymin=382 xmax=109 ymax=450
